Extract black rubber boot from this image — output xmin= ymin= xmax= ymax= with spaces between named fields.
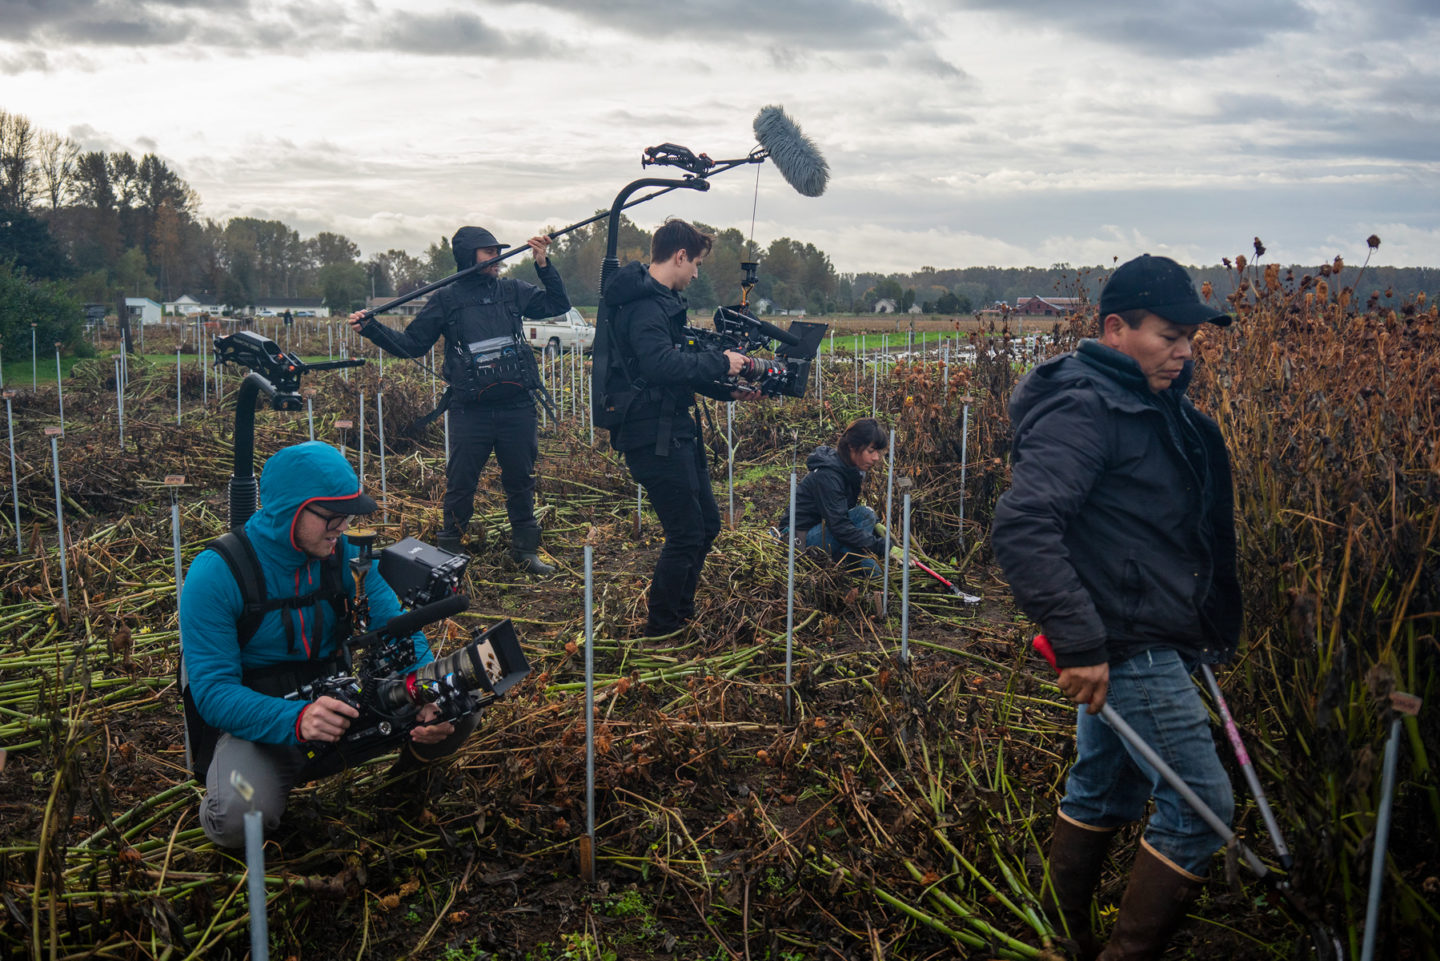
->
xmin=1096 ymin=842 xmax=1203 ymax=961
xmin=509 ymin=526 xmax=554 ymax=576
xmin=435 ymin=533 xmax=464 ymax=555
xmin=1041 ymin=812 xmax=1118 ymax=961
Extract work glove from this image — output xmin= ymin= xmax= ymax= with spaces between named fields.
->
xmin=889 ymin=544 xmax=907 ymax=563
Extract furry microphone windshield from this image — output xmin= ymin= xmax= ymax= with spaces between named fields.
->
xmin=753 ymin=105 xmax=829 ymax=198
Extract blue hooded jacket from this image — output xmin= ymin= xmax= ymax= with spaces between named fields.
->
xmin=179 ymin=442 xmax=430 ymax=747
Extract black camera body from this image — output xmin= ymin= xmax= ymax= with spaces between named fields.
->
xmin=290 ymin=618 xmax=529 ymax=762
xmin=287 ymin=535 xmax=530 ymax=763
xmin=682 ymin=306 xmax=828 ymax=399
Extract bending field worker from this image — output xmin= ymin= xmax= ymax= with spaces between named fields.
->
xmin=992 ymin=254 xmax=1242 ymax=960
xmin=779 ymin=417 xmax=894 ymax=577
xmin=350 ymin=226 xmax=570 ymax=575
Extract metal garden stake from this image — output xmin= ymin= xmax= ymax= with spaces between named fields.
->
xmin=1362 ymin=692 xmax=1422 ymax=961
xmin=881 ymin=429 xmax=896 ymax=617
xmin=785 ymin=470 xmax=797 ymax=723
xmin=958 ymin=395 xmax=971 ymax=553
xmin=115 ymin=359 xmax=125 ymax=447
xmin=47 ymin=428 xmax=69 ymax=609
xmin=900 ymin=482 xmax=912 ymax=663
xmin=5 ymin=392 xmax=20 ymax=552
xmin=55 ymin=344 xmax=64 ymax=424
xmin=234 ymin=773 xmax=270 ymax=961
xmin=377 ymin=391 xmax=388 ymax=525
xmin=583 ymin=544 xmax=596 ymax=881
xmin=726 ymin=401 xmax=735 ymax=528
xmin=166 ymin=475 xmax=186 ymax=595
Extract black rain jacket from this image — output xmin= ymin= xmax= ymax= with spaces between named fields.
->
xmin=991 ymin=339 xmax=1242 ymax=669
xmin=788 ymin=446 xmax=886 ymax=557
xmin=600 ymin=260 xmax=732 ymax=453
xmin=362 ymin=233 xmax=569 ymax=409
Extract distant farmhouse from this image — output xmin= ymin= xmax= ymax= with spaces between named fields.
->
xmin=366 ymin=294 xmax=429 ymax=317
xmin=1014 ymin=296 xmax=1080 ymax=317
xmin=164 ymin=294 xmax=226 ymax=316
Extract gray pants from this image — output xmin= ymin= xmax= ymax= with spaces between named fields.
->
xmin=200 ymin=712 xmax=478 ymax=848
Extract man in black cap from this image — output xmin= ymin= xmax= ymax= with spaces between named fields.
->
xmin=992 ymin=254 xmax=1242 ymax=959
xmin=350 ymin=227 xmax=569 ymax=574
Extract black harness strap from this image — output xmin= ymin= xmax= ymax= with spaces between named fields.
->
xmin=178 ymin=529 xmax=350 ymax=779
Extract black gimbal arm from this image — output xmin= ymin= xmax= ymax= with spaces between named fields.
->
xmin=213 ymin=330 xmax=367 ymax=530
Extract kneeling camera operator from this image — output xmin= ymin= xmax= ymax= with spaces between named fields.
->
xmin=179 ymin=442 xmax=527 ymax=848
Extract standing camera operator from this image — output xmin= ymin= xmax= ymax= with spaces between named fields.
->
xmin=349 ymin=226 xmax=569 ymax=575
xmin=597 ymin=218 xmax=760 ymax=637
xmin=179 ymin=442 xmax=478 ymax=848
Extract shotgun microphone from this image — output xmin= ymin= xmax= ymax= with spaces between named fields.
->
xmin=753 ymin=316 xmax=802 ymax=347
xmin=753 ymin=105 xmax=829 ymax=198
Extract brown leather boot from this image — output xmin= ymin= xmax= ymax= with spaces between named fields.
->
xmin=1041 ymin=811 xmax=1118 ymax=961
xmin=1096 ymin=841 xmax=1204 ymax=960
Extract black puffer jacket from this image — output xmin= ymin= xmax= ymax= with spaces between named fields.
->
xmin=361 ymin=233 xmax=569 ymax=408
xmin=991 ymin=339 xmax=1242 ymax=669
xmin=788 ymin=446 xmax=886 ymax=556
xmin=599 ymin=261 xmax=731 ymax=453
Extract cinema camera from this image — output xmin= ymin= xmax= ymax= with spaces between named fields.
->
xmin=683 ymin=262 xmax=827 ymax=399
xmin=287 ymin=532 xmax=529 ymax=762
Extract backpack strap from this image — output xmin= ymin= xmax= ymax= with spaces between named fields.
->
xmin=179 ymin=530 xmax=352 ymax=780
xmin=208 ymin=530 xmax=268 ymax=648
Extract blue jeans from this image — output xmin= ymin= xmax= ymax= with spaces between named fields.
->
xmin=1059 ymin=647 xmax=1233 ymax=877
xmin=804 ymin=505 xmax=882 ymax=577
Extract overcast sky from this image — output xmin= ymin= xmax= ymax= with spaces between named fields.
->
xmin=3 ymin=0 xmax=1435 ymax=274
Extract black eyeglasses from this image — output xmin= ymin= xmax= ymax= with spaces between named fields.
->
xmin=304 ymin=505 xmax=351 ymax=532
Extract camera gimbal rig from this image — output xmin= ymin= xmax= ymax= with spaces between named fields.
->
xmin=212 ymin=330 xmax=365 ymax=529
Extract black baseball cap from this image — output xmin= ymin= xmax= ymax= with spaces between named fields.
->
xmin=1099 ymin=254 xmax=1231 ymax=327
xmin=306 ymin=491 xmax=378 ymax=516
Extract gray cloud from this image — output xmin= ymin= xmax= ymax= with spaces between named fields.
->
xmin=0 ymin=0 xmax=566 ymax=59
xmin=942 ymin=0 xmax=1309 ymax=57
xmin=488 ymin=0 xmax=919 ymax=51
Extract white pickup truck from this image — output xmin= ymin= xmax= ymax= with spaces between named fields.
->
xmin=524 ymin=308 xmax=595 ymax=356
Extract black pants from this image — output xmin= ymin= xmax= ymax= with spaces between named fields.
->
xmin=443 ymin=402 xmax=539 ymax=543
xmin=625 ymin=437 xmax=721 ymax=633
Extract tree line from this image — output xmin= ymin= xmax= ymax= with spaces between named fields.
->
xmin=2 ymin=106 xmax=1434 ymax=355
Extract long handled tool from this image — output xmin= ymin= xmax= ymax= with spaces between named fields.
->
xmin=911 ymin=556 xmax=981 ymax=604
xmin=1200 ymin=664 xmax=1293 ymax=871
xmin=1033 ymin=635 xmax=1345 ymax=959
xmin=876 ymin=522 xmax=981 ymax=603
